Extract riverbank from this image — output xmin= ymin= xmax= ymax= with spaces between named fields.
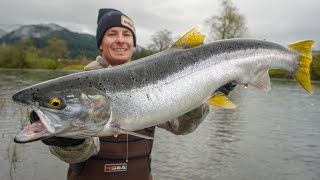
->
xmin=0 ymin=51 xmax=319 ymax=80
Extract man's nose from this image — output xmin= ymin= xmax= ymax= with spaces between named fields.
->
xmin=116 ymin=35 xmax=125 ymax=44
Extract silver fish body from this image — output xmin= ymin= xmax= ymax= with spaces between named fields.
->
xmin=12 ymin=38 xmax=313 ymax=142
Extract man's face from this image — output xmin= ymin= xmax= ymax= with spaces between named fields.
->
xmin=100 ymin=27 xmax=134 ymax=66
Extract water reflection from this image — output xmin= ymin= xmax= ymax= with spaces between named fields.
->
xmin=0 ymin=69 xmax=71 ymax=180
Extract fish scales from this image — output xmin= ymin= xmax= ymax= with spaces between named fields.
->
xmin=11 ymin=36 xmax=314 ymax=142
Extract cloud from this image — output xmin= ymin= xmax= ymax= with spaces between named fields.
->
xmin=0 ymin=0 xmax=319 ymax=49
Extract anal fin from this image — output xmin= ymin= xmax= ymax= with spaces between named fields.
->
xmin=249 ymin=71 xmax=271 ymax=91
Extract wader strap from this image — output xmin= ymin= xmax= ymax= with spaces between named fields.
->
xmin=69 ymin=162 xmax=86 ymax=175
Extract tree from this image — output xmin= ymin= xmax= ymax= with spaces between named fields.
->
xmin=42 ymin=37 xmax=68 ymax=59
xmin=132 ymin=49 xmax=155 ymax=60
xmin=206 ymin=0 xmax=248 ymax=40
xmin=147 ymin=29 xmax=173 ymax=52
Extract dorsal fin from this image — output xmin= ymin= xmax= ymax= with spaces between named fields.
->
xmin=171 ymin=27 xmax=206 ymax=49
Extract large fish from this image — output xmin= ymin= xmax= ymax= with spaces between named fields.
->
xmin=12 ymin=28 xmax=314 ymax=143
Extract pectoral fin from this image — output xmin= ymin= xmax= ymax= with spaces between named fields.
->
xmin=109 ymin=124 xmax=154 ymax=139
xmin=249 ymin=71 xmax=271 ymax=91
xmin=207 ymin=92 xmax=237 ymax=109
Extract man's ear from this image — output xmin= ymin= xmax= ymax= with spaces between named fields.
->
xmin=99 ymin=45 xmax=102 ymax=51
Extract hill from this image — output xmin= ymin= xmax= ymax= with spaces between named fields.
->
xmin=0 ymin=23 xmax=99 ymax=59
xmin=0 ymin=28 xmax=6 ymax=38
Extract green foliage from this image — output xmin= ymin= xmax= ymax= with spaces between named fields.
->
xmin=1 ymin=28 xmax=99 ymax=59
xmin=41 ymin=37 xmax=68 ymax=59
xmin=26 ymin=57 xmax=58 ymax=69
xmin=61 ymin=64 xmax=85 ymax=70
xmin=0 ymin=37 xmax=92 ymax=69
xmin=57 ymin=59 xmax=90 ymax=70
xmin=0 ymin=45 xmax=26 ymax=68
xmin=310 ymin=53 xmax=320 ymax=80
xmin=0 ymin=38 xmax=62 ymax=69
xmin=132 ymin=49 xmax=156 ymax=60
xmin=268 ymin=69 xmax=291 ymax=79
xmin=42 ymin=31 xmax=99 ymax=59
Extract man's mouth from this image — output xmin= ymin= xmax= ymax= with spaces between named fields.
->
xmin=113 ymin=48 xmax=127 ymax=52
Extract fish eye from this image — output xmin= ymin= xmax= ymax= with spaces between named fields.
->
xmin=49 ymin=97 xmax=62 ymax=109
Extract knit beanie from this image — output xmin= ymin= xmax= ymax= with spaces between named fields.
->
xmin=96 ymin=8 xmax=136 ymax=48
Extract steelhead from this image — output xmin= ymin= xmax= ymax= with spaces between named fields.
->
xmin=12 ymin=28 xmax=314 ymax=143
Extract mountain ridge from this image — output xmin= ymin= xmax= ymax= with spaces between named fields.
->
xmin=0 ymin=23 xmax=99 ymax=59
xmin=0 ymin=23 xmax=146 ymax=59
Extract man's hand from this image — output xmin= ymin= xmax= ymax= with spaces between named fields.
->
xmin=216 ymin=81 xmax=237 ymax=95
xmin=30 ymin=111 xmax=85 ymax=147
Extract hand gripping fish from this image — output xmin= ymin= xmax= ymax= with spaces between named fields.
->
xmin=12 ymin=28 xmax=314 ymax=143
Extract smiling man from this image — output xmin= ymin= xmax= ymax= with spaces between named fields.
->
xmin=45 ymin=8 xmax=210 ymax=180
xmin=40 ymin=8 xmax=235 ymax=180
xmin=85 ymin=8 xmax=136 ymax=69
xmin=99 ymin=26 xmax=134 ymax=65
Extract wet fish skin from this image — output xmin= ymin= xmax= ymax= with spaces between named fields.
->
xmin=12 ymin=37 xmax=314 ymax=143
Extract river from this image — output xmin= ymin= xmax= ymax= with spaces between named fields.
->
xmin=0 ymin=69 xmax=319 ymax=180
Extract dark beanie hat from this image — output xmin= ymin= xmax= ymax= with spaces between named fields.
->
xmin=96 ymin=8 xmax=136 ymax=48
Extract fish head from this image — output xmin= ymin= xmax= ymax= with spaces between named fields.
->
xmin=13 ymin=81 xmax=111 ymax=143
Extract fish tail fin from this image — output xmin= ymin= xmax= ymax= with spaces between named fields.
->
xmin=288 ymin=40 xmax=315 ymax=94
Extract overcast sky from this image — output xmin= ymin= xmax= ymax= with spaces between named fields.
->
xmin=1 ymin=0 xmax=319 ymax=49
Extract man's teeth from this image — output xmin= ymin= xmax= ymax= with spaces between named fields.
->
xmin=114 ymin=48 xmax=127 ymax=52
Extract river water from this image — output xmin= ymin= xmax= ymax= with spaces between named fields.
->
xmin=0 ymin=69 xmax=319 ymax=180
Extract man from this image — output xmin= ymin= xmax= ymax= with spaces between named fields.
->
xmin=31 ymin=8 xmax=235 ymax=180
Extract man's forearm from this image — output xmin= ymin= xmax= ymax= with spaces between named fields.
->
xmin=49 ymin=137 xmax=100 ymax=164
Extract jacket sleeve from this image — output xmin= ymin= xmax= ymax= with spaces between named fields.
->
xmin=157 ymin=104 xmax=209 ymax=135
xmin=49 ymin=137 xmax=100 ymax=164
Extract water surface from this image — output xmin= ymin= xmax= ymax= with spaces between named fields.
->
xmin=0 ymin=69 xmax=319 ymax=180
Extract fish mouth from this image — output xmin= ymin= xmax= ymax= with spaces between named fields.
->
xmin=14 ymin=107 xmax=54 ymax=143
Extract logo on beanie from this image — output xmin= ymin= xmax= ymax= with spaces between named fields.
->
xmin=121 ymin=15 xmax=135 ymax=33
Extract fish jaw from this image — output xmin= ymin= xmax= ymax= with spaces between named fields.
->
xmin=14 ymin=104 xmax=62 ymax=143
xmin=14 ymin=119 xmax=51 ymax=143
